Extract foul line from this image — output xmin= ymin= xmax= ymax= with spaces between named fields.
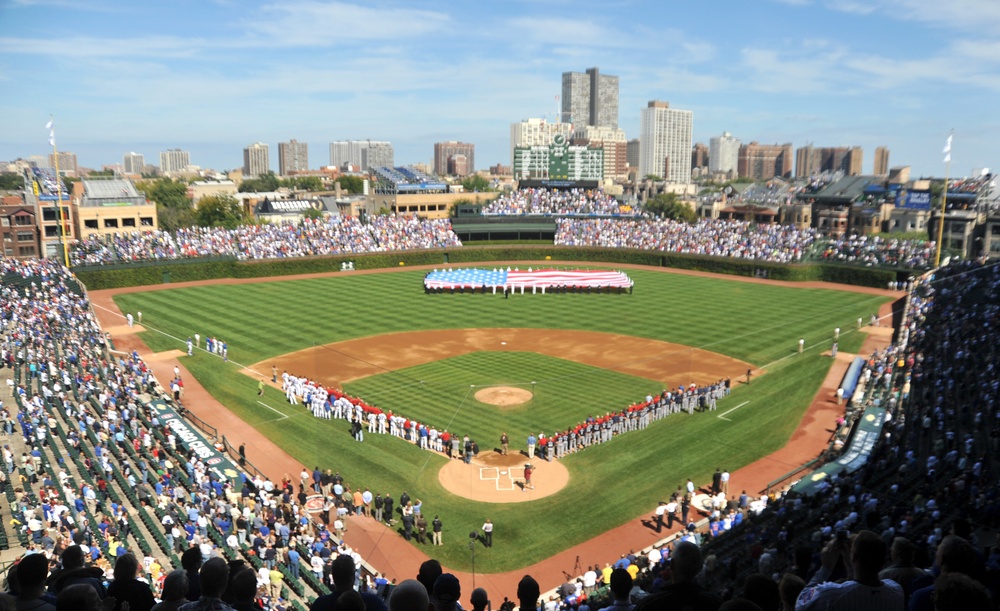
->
xmin=717 ymin=401 xmax=750 ymax=422
xmin=256 ymin=401 xmax=289 ymax=422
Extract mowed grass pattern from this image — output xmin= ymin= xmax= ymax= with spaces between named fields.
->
xmin=344 ymin=352 xmax=667 ymax=444
xmin=116 ymin=268 xmax=888 ymax=367
xmin=111 ymin=266 xmax=890 ymax=571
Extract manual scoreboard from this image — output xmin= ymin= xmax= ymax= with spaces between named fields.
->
xmin=514 ymin=135 xmax=604 ymax=181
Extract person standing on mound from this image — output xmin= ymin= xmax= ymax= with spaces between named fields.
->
xmin=524 ymin=464 xmax=534 ymax=490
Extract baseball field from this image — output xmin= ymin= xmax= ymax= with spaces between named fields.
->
xmin=110 ymin=265 xmax=890 ymax=572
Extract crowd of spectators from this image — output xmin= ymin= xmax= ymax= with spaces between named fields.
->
xmin=69 ymin=216 xmax=461 ymax=266
xmin=0 ymin=257 xmax=385 ymax=609
xmin=820 ymin=234 xmax=937 ymax=269
xmin=555 ymin=218 xmax=818 ymax=263
xmin=5 ymin=253 xmax=1000 ymax=610
xmin=481 ymin=188 xmax=636 ymax=217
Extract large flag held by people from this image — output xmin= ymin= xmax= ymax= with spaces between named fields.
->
xmin=423 ymin=267 xmax=633 ymax=291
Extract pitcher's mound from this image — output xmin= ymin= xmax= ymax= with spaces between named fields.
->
xmin=475 ymin=386 xmax=532 ymax=406
xmin=438 ymin=454 xmax=568 ymax=503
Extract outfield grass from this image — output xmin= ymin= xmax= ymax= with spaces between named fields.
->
xmin=343 ymin=351 xmax=667 ymax=444
xmin=112 ymin=266 xmax=889 ymax=571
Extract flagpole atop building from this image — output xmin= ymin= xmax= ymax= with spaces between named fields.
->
xmin=934 ymin=131 xmax=953 ymax=268
xmin=46 ymin=116 xmax=71 ymax=267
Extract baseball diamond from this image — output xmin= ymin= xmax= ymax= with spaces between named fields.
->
xmin=102 ymin=262 xmax=892 ymax=574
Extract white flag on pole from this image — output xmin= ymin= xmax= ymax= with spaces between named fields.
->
xmin=942 ymin=135 xmax=952 ymax=154
xmin=944 ymin=152 xmax=951 ymax=163
xmin=45 ymin=119 xmax=53 ymax=130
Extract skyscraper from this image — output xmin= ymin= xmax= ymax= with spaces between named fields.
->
xmin=638 ymin=101 xmax=693 ymax=183
xmin=561 ymin=67 xmax=619 ymax=129
xmin=123 ymin=152 xmax=145 ymax=175
xmin=329 ymin=140 xmax=393 ymax=171
xmin=709 ymin=132 xmax=741 ymax=176
xmin=874 ymin=146 xmax=890 ymax=176
xmin=48 ymin=152 xmax=78 ymax=177
xmin=363 ymin=141 xmax=394 ymax=170
xmin=278 ymin=140 xmax=309 ymax=176
xmin=737 ymin=143 xmax=793 ymax=180
xmin=434 ymin=141 xmax=475 ymax=176
xmin=243 ymin=142 xmax=270 ymax=178
xmin=691 ymin=143 xmax=709 ymax=171
xmin=159 ymin=149 xmax=190 ymax=174
xmin=795 ymin=146 xmax=864 ymax=177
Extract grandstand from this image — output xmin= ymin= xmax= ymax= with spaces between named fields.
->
xmin=4 ymin=243 xmax=1000 ymax=609
xmin=373 ymin=165 xmax=448 ymax=195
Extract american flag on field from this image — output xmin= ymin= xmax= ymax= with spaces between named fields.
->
xmin=424 ymin=268 xmax=633 ymax=291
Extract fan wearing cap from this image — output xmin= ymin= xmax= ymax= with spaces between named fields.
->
xmin=432 ymin=573 xmax=462 ymax=611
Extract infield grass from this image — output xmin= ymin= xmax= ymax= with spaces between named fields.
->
xmin=111 ymin=266 xmax=890 ymax=571
xmin=343 ymin=351 xmax=666 ymax=444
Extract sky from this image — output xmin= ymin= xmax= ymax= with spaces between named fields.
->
xmin=1 ymin=0 xmax=998 ymax=178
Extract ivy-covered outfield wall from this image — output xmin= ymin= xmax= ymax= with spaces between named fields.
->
xmin=72 ymin=246 xmax=900 ymax=290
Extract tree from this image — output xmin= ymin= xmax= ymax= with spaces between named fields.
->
xmin=156 ymin=204 xmax=196 ymax=232
xmin=460 ymin=175 xmax=491 ymax=192
xmin=0 ymin=173 xmax=23 ymax=190
xmin=194 ymin=194 xmax=247 ymax=229
xmin=283 ymin=176 xmax=322 ymax=191
xmin=136 ymin=178 xmax=191 ymax=209
xmin=645 ymin=193 xmax=697 ymax=223
xmin=644 ymin=174 xmax=663 ymax=182
xmin=239 ymin=172 xmax=279 ymax=193
xmin=302 ymin=207 xmax=323 ymax=221
xmin=336 ymin=176 xmax=365 ymax=194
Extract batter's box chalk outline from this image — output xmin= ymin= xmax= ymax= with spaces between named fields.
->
xmin=479 ymin=466 xmax=521 ymax=491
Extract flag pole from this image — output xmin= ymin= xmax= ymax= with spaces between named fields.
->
xmin=934 ymin=131 xmax=952 ymax=269
xmin=48 ymin=116 xmax=71 ymax=267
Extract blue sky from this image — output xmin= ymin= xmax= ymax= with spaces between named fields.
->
xmin=1 ymin=0 xmax=997 ymax=177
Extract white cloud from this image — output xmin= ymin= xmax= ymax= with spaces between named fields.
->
xmin=825 ymin=0 xmax=877 ymax=14
xmin=243 ymin=1 xmax=451 ymax=46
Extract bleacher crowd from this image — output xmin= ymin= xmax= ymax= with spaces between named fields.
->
xmin=69 ymin=216 xmax=461 ymax=267
xmin=555 ymin=218 xmax=818 ymax=263
xmin=820 ymin=234 xmax=937 ymax=269
xmin=481 ymin=188 xmax=636 ymax=217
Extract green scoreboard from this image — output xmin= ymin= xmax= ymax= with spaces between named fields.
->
xmin=514 ymin=134 xmax=604 ymax=181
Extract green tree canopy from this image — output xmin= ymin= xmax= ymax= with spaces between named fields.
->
xmin=156 ymin=205 xmax=196 ymax=232
xmin=645 ymin=193 xmax=697 ymax=223
xmin=460 ymin=175 xmax=492 ymax=192
xmin=283 ymin=176 xmax=323 ymax=191
xmin=0 ymin=173 xmax=23 ymax=190
xmin=302 ymin=207 xmax=324 ymax=220
xmin=336 ymin=175 xmax=365 ymax=194
xmin=136 ymin=177 xmax=191 ymax=209
xmin=239 ymin=172 xmax=280 ymax=193
xmin=194 ymin=194 xmax=247 ymax=229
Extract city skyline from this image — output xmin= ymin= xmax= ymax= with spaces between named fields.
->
xmin=1 ymin=0 xmax=997 ymax=178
